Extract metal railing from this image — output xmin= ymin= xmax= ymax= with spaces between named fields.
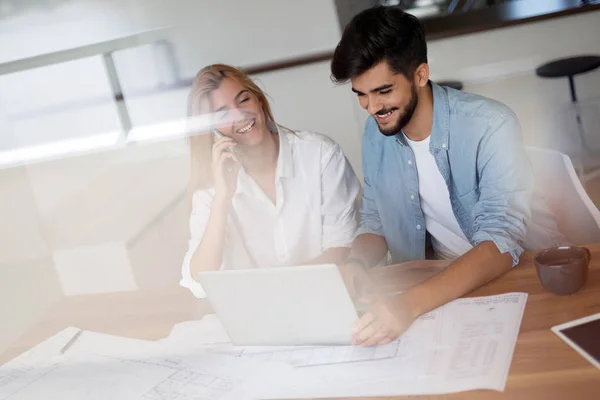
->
xmin=0 ymin=28 xmax=173 ymax=138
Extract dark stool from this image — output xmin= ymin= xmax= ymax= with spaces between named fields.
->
xmin=536 ymin=56 xmax=600 ymax=102
xmin=535 ymin=55 xmax=600 ymax=182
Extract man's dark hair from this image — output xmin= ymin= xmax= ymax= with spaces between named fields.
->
xmin=331 ymin=6 xmax=428 ymax=83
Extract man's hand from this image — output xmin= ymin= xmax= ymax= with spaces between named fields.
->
xmin=350 ymin=242 xmax=513 ymax=347
xmin=338 ymin=260 xmax=373 ymax=300
xmin=338 ymin=258 xmax=418 ymax=346
xmin=352 ymin=293 xmax=419 ymax=347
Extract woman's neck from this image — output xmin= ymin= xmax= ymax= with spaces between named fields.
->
xmin=239 ymin=129 xmax=279 ymax=175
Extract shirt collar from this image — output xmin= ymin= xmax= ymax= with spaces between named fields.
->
xmin=394 ymin=81 xmax=450 ymax=151
xmin=429 ymin=81 xmax=450 ymax=151
xmin=275 ymin=125 xmax=294 ymax=179
xmin=235 ymin=125 xmax=294 ymax=196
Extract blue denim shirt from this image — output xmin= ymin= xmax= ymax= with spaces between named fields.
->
xmin=358 ymin=82 xmax=564 ymax=266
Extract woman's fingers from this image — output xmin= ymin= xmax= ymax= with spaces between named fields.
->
xmin=216 ymin=151 xmax=240 ymax=173
xmin=212 ymin=138 xmax=237 ymax=163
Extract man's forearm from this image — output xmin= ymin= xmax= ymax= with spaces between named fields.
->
xmin=306 ymin=247 xmax=350 ymax=265
xmin=336 ymin=233 xmax=389 ymax=298
xmin=401 ymin=241 xmax=513 ymax=317
xmin=347 ymin=233 xmax=389 ymax=267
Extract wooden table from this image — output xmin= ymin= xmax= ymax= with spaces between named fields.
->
xmin=2 ymin=244 xmax=600 ymax=399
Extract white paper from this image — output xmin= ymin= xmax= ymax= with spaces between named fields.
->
xmin=159 ymin=314 xmax=231 ymax=348
xmin=2 ymin=293 xmax=528 ymax=400
xmin=260 ymin=292 xmax=528 ymax=399
xmin=0 ymin=328 xmax=289 ymax=400
xmin=212 ymin=339 xmax=401 ymax=368
xmin=0 ymin=327 xmax=81 ymax=399
xmin=160 ymin=315 xmax=400 ymax=368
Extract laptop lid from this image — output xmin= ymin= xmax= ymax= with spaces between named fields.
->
xmin=197 ymin=264 xmax=358 ymax=346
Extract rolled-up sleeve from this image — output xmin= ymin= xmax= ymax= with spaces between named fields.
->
xmin=356 ymin=121 xmax=384 ymax=238
xmin=321 ymin=143 xmax=361 ymax=249
xmin=180 ymin=189 xmax=213 ymax=298
xmin=355 ymin=175 xmax=384 ymax=237
xmin=470 ymin=113 xmax=532 ymax=266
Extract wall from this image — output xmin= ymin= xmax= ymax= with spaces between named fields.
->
xmin=0 ymin=0 xmax=350 ymax=143
xmin=427 ymin=10 xmax=600 ymax=156
xmin=0 ymin=0 xmax=362 ymax=356
xmin=0 ymin=0 xmax=364 ymax=217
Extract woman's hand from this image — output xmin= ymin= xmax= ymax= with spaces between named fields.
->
xmin=212 ymin=136 xmax=241 ymax=203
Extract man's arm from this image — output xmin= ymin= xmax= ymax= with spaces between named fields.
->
xmin=403 ymin=112 xmax=528 ymax=312
xmin=338 ymin=234 xmax=388 ymax=298
xmin=408 ymin=241 xmax=512 ymax=314
xmin=306 ymin=247 xmax=351 ymax=265
xmin=346 ymin=233 xmax=389 ymax=268
xmin=342 ymin=121 xmax=390 ymax=280
xmin=353 ymin=111 xmax=531 ymax=346
xmin=352 ymin=242 xmax=511 ymax=346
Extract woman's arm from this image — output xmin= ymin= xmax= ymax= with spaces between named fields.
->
xmin=188 ymin=136 xmax=241 ymax=277
xmin=189 ymin=196 xmax=232 ymax=274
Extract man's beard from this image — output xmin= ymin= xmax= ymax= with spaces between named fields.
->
xmin=377 ymin=84 xmax=419 ymax=137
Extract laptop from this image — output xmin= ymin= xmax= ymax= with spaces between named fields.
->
xmin=196 ymin=264 xmax=359 ymax=346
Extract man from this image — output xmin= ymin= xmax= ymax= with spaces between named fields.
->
xmin=331 ymin=6 xmax=565 ymax=347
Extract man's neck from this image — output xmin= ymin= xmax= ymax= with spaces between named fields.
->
xmin=403 ymin=84 xmax=434 ymax=142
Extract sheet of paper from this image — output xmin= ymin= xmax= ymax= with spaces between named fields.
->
xmin=160 ymin=315 xmax=401 ymax=368
xmin=260 ymin=292 xmax=528 ymax=399
xmin=0 ymin=328 xmax=289 ymax=400
xmin=159 ymin=314 xmax=231 ymax=348
xmin=0 ymin=327 xmax=82 ymax=399
xmin=211 ymin=339 xmax=401 ymax=368
xmin=3 ymin=293 xmax=528 ymax=399
xmin=2 ymin=327 xmax=81 ymax=366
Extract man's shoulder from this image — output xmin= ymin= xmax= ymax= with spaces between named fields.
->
xmin=447 ymin=88 xmax=517 ymax=125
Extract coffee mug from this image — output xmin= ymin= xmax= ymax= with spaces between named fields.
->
xmin=534 ymin=246 xmax=591 ymax=296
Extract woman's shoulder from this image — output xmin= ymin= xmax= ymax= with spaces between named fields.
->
xmin=285 ymin=129 xmax=341 ymax=154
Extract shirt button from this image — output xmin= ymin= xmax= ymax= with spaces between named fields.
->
xmin=410 ymin=194 xmax=415 ymax=200
xmin=408 ymin=160 xmax=413 ymax=166
xmin=442 ymin=143 xmax=447 ymax=149
xmin=416 ymin=224 xmax=422 ymax=230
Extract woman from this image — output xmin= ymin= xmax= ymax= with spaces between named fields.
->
xmin=180 ymin=64 xmax=361 ymax=298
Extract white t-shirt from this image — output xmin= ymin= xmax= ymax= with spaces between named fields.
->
xmin=181 ymin=129 xmax=361 ymax=298
xmin=405 ymin=134 xmax=473 ymax=259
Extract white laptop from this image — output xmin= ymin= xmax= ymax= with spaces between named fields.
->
xmin=196 ymin=264 xmax=358 ymax=346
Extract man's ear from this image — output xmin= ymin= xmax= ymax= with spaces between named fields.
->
xmin=413 ymin=63 xmax=430 ymax=88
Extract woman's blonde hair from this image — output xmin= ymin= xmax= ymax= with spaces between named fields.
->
xmin=186 ymin=64 xmax=276 ymax=192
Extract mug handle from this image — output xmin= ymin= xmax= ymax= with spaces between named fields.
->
xmin=583 ymin=246 xmax=591 ymax=263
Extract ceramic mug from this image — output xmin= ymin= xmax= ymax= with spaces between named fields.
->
xmin=534 ymin=246 xmax=591 ymax=296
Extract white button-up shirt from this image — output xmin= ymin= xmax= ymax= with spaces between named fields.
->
xmin=180 ymin=129 xmax=361 ymax=298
